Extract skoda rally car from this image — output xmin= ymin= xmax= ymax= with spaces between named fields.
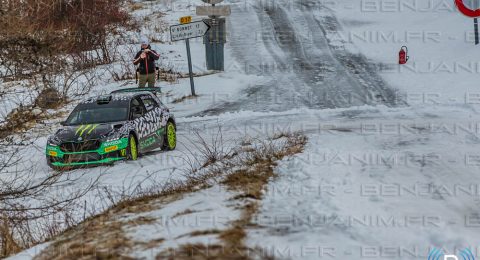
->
xmin=46 ymin=88 xmax=176 ymax=169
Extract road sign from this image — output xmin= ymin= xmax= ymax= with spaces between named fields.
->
xmin=455 ymin=0 xmax=480 ymax=44
xmin=201 ymin=0 xmax=224 ymax=4
xmin=170 ymin=21 xmax=211 ymax=42
xmin=170 ymin=21 xmax=211 ymax=96
xmin=179 ymin=16 xmax=192 ymax=24
xmin=455 ymin=0 xmax=480 ymax=17
xmin=196 ymin=5 xmax=231 ymax=16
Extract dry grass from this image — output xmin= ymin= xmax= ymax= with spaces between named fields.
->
xmin=178 ymin=71 xmax=218 ymax=79
xmin=34 ymin=214 xmax=135 ymax=260
xmin=213 ymin=133 xmax=307 ymax=259
xmin=35 ymin=207 xmax=163 ymax=259
xmin=0 ymin=87 xmax=67 ymax=139
xmin=189 ymin=230 xmax=222 ymax=237
xmin=175 ymin=229 xmax=222 ymax=240
xmin=157 ymin=132 xmax=307 ymax=260
xmin=134 ymin=238 xmax=165 ymax=250
xmin=222 ymin=167 xmax=272 ymax=200
xmin=125 ymin=216 xmax=157 ymax=227
xmin=0 ymin=216 xmax=21 ymax=257
xmin=129 ymin=3 xmax=144 ymax=11
xmin=172 ymin=209 xmax=197 ymax=219
xmin=160 ymin=69 xmax=218 ymax=85
xmin=31 ymin=170 xmax=215 ymax=259
xmin=171 ymin=95 xmax=198 ymax=104
xmin=0 ymin=105 xmax=65 ymax=139
xmin=35 ymin=88 xmax=65 ymax=110
xmin=158 ymin=68 xmax=181 ymax=84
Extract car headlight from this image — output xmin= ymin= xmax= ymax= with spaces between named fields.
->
xmin=102 ymin=125 xmax=126 ymax=143
xmin=103 ymin=131 xmax=122 ymax=143
xmin=47 ymin=136 xmax=61 ymax=146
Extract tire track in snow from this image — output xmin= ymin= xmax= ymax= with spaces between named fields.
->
xmin=193 ymin=0 xmax=404 ymax=117
xmin=304 ymin=2 xmax=403 ymax=107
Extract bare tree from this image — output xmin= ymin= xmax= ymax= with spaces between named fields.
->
xmin=0 ymin=136 xmax=100 ymax=257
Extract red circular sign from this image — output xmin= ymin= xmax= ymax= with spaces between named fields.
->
xmin=455 ymin=0 xmax=480 ymax=17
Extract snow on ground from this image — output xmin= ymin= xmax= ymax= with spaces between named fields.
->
xmin=7 ymin=243 xmax=51 ymax=260
xmin=6 ymin=0 xmax=480 ymax=259
xmin=228 ymin=0 xmax=480 ymax=258
xmin=2 ymin=0 xmax=265 ymax=257
xmin=245 ymin=106 xmax=480 ymax=259
xmin=123 ymin=186 xmax=242 ymax=259
xmin=0 ymin=82 xmax=37 ymax=124
xmin=328 ymin=0 xmax=480 ymax=104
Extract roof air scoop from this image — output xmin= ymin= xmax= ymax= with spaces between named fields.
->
xmin=96 ymin=95 xmax=112 ymax=104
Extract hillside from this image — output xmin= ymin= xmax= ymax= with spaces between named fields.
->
xmin=2 ymin=0 xmax=480 ymax=259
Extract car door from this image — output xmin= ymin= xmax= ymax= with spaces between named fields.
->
xmin=129 ymin=96 xmax=149 ymax=152
xmin=138 ymin=94 xmax=164 ymax=151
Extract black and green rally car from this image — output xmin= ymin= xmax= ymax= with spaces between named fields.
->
xmin=46 ymin=88 xmax=176 ymax=169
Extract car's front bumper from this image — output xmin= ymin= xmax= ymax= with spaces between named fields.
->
xmin=46 ymin=138 xmax=129 ymax=167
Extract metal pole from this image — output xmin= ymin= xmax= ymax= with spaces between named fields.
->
xmin=475 ymin=18 xmax=479 ymax=45
xmin=185 ymin=38 xmax=196 ymax=96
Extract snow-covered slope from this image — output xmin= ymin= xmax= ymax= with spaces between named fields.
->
xmin=6 ymin=0 xmax=480 ymax=259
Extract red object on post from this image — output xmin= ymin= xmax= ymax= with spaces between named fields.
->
xmin=455 ymin=0 xmax=480 ymax=17
xmin=399 ymin=46 xmax=409 ymax=65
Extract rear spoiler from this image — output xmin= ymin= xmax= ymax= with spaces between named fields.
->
xmin=111 ymin=87 xmax=161 ymax=94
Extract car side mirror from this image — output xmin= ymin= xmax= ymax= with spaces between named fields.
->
xmin=60 ymin=121 xmax=66 ymax=126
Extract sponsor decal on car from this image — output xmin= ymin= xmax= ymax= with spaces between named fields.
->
xmin=140 ymin=136 xmax=156 ymax=149
xmin=103 ymin=139 xmax=123 ymax=146
xmin=75 ymin=124 xmax=99 ymax=137
xmin=104 ymin=145 xmax=119 ymax=153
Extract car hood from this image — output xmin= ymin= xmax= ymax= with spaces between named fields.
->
xmin=55 ymin=123 xmax=118 ymax=142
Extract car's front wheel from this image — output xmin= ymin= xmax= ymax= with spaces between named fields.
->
xmin=127 ymin=134 xmax=138 ymax=160
xmin=162 ymin=121 xmax=176 ymax=151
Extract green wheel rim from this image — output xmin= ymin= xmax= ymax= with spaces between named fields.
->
xmin=167 ymin=123 xmax=176 ymax=149
xmin=130 ymin=136 xmax=138 ymax=160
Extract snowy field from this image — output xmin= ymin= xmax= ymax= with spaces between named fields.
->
xmin=5 ymin=0 xmax=480 ymax=259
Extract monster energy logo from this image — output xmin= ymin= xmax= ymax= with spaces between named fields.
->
xmin=75 ymin=124 xmax=99 ymax=137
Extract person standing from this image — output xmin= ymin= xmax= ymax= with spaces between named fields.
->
xmin=133 ymin=40 xmax=160 ymax=88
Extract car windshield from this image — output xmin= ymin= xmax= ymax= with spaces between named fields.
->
xmin=64 ymin=104 xmax=129 ymax=125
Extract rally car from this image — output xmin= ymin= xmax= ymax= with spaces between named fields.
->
xmin=46 ymin=88 xmax=176 ymax=169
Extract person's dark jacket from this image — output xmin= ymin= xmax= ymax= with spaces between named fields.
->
xmin=133 ymin=45 xmax=160 ymax=75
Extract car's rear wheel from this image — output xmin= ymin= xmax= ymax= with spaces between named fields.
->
xmin=127 ymin=134 xmax=138 ymax=160
xmin=162 ymin=121 xmax=176 ymax=151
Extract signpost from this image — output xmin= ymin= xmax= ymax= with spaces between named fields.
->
xmin=455 ymin=0 xmax=480 ymax=44
xmin=197 ymin=0 xmax=230 ymax=71
xmin=196 ymin=6 xmax=231 ymax=16
xmin=170 ymin=20 xmax=210 ymax=42
xmin=170 ymin=19 xmax=211 ymax=95
xmin=476 ymin=18 xmax=480 ymax=44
